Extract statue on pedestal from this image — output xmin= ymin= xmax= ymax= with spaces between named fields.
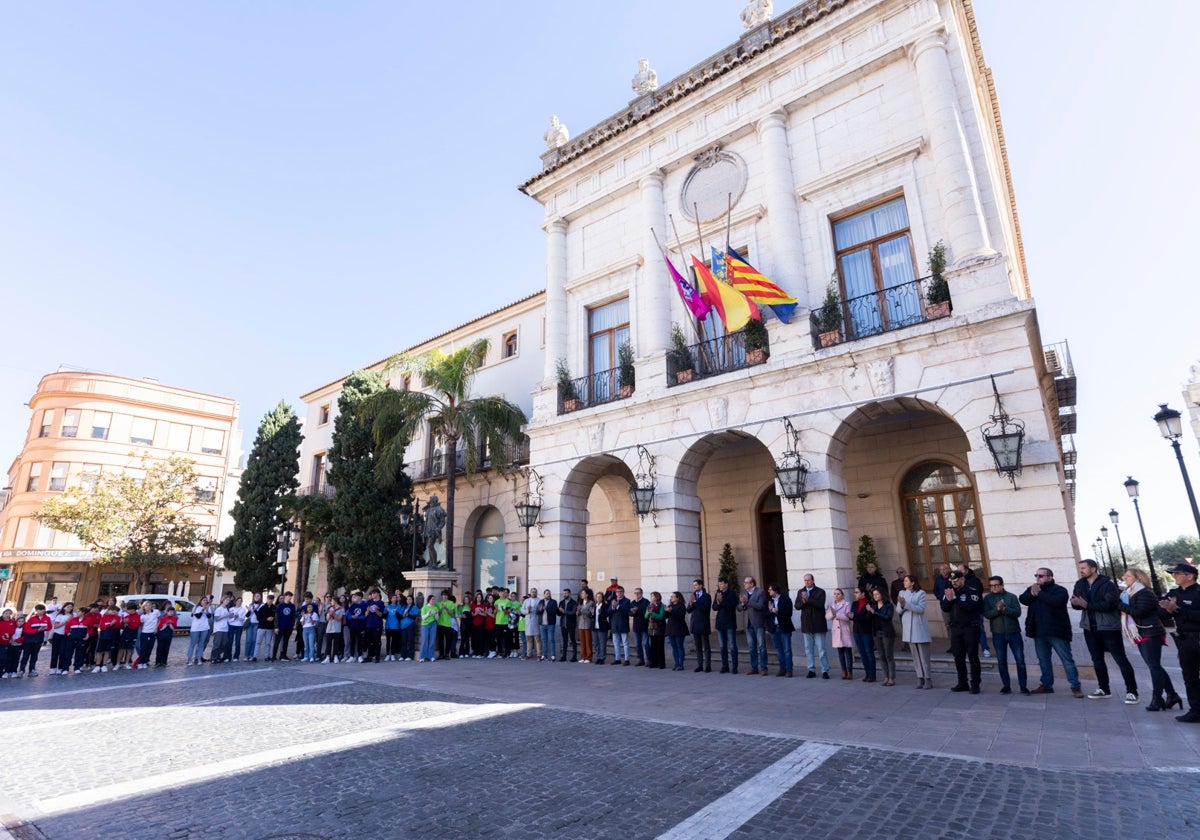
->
xmin=423 ymin=495 xmax=447 ymax=569
xmin=631 ymin=58 xmax=658 ymax=95
xmin=740 ymin=0 xmax=773 ymax=29
xmin=544 ymin=114 xmax=569 ymax=150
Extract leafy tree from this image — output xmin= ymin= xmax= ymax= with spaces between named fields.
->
xmin=717 ymin=543 xmax=740 ymax=594
xmin=325 ymin=370 xmax=411 ymax=592
xmin=38 ymin=456 xmax=213 ymax=591
xmin=1118 ymin=535 xmax=1200 ymax=575
xmin=219 ymin=401 xmax=302 ymax=592
xmin=855 ymin=534 xmax=877 ymax=578
xmin=360 ymin=339 xmax=527 ymax=571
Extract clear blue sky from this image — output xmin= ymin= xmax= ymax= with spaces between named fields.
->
xmin=3 ymin=1 xmax=1198 ymax=552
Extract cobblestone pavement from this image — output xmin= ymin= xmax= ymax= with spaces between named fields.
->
xmin=0 ymin=657 xmax=1196 ymax=840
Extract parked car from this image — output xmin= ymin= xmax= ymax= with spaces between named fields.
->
xmin=119 ymin=595 xmax=197 ymax=633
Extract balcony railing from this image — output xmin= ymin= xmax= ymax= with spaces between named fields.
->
xmin=666 ymin=325 xmax=768 ymax=387
xmin=558 ymin=365 xmax=631 ymax=414
xmin=298 ymin=483 xmax=336 ymax=499
xmin=404 ymin=437 xmax=530 ymax=481
xmin=810 ymin=274 xmax=951 ymax=350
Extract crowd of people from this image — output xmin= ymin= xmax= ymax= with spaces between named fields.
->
xmin=2 ymin=559 xmax=1197 ymax=724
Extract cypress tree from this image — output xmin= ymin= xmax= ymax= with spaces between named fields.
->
xmin=219 ymin=401 xmax=302 ymax=592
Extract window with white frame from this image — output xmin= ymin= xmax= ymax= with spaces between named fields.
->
xmin=39 ymin=410 xmax=53 ymax=438
xmin=61 ymin=409 xmax=80 ymax=438
xmin=167 ymin=422 xmax=192 ymax=452
xmin=49 ymin=462 xmax=69 ymax=492
xmin=502 ymin=331 xmax=518 ymax=359
xmin=91 ymin=411 xmax=112 ymax=440
xmin=318 ymin=404 xmax=331 ymax=425
xmin=201 ymin=428 xmax=224 ymax=455
xmin=130 ymin=417 xmax=156 ymax=446
xmin=26 ymin=463 xmax=42 ymax=492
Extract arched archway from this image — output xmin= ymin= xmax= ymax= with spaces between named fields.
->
xmin=559 ymin=454 xmax=641 ymax=592
xmin=469 ymin=506 xmax=507 ymax=593
xmin=900 ymin=461 xmax=987 ymax=585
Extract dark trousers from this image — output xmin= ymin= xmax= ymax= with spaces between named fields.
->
xmin=692 ymin=631 xmax=711 ymax=668
xmin=992 ymin=631 xmax=1028 ymax=690
xmin=436 ymin=625 xmax=452 ymax=658
xmin=314 ymin=623 xmax=326 ymax=657
xmin=137 ymin=633 xmax=156 ymax=665
xmin=717 ymin=627 xmax=739 ymax=671
xmin=386 ymin=628 xmax=401 ymax=656
xmin=495 ymin=625 xmax=510 ymax=658
xmin=400 ymin=626 xmax=416 ymax=659
xmin=1084 ymin=629 xmax=1138 ymax=695
xmin=560 ymin=625 xmax=577 ymax=660
xmin=272 ymin=627 xmax=292 ymax=660
xmin=949 ymin=625 xmax=981 ymax=688
xmin=1175 ymin=633 xmax=1200 ymax=710
xmin=325 ymin=631 xmax=344 ymax=661
xmin=1136 ymin=634 xmax=1177 ymax=702
xmin=19 ymin=640 xmax=44 ymax=673
xmin=155 ymin=630 xmax=174 ymax=666
xmin=649 ymin=634 xmax=666 ymax=669
xmin=49 ymin=635 xmax=66 ymax=671
xmin=365 ymin=627 xmax=382 ymax=661
xmin=836 ymin=646 xmax=854 ymax=675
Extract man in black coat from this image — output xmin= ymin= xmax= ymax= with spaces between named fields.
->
xmin=858 ymin=563 xmax=887 ymax=597
xmin=712 ymin=578 xmax=739 ymax=673
xmin=794 ymin=574 xmax=829 ymax=678
xmin=767 ymin=582 xmax=795 ymax=677
xmin=1160 ymin=562 xmax=1200 ymax=722
xmin=940 ymin=571 xmax=982 ymax=693
xmin=1019 ymin=567 xmax=1083 ymax=697
xmin=558 ymin=589 xmax=578 ymax=663
xmin=630 ymin=587 xmax=651 ymax=666
xmin=1071 ymin=558 xmax=1138 ymax=701
xmin=686 ymin=579 xmax=712 ymax=672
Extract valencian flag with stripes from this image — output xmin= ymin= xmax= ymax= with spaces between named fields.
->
xmin=717 ymin=246 xmax=798 ymax=324
xmin=664 ymin=252 xmax=711 ymax=322
xmin=691 ymin=254 xmax=756 ymax=332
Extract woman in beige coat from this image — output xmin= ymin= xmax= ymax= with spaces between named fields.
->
xmin=826 ymin=588 xmax=854 ymax=679
xmin=897 ymin=575 xmax=933 ymax=688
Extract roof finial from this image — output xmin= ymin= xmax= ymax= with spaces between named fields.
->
xmin=631 ymin=58 xmax=658 ymax=95
xmin=543 ymin=114 xmax=569 ymax=150
xmin=740 ymin=0 xmax=773 ymax=30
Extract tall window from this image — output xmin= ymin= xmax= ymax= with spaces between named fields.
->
xmin=901 ymin=461 xmax=986 ymax=585
xmin=61 ymin=409 xmax=80 ymax=438
xmin=26 ymin=463 xmax=42 ymax=493
xmin=503 ymin=331 xmax=518 ymax=359
xmin=91 ymin=412 xmax=112 ymax=440
xmin=167 ymin=422 xmax=192 ymax=452
xmin=832 ymin=196 xmax=919 ymax=338
xmin=201 ymin=428 xmax=224 ymax=455
xmin=318 ymin=404 xmax=331 ymax=425
xmin=130 ymin=417 xmax=156 ymax=446
xmin=39 ymin=410 xmax=53 ymax=438
xmin=312 ymin=453 xmax=327 ymax=493
xmin=588 ymin=298 xmax=629 ymax=402
xmin=49 ymin=462 xmax=69 ymax=492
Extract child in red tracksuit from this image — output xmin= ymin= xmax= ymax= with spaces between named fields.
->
xmin=0 ymin=610 xmax=16 ymax=678
xmin=81 ymin=606 xmax=100 ymax=668
xmin=20 ymin=606 xmax=53 ymax=677
xmin=118 ymin=608 xmax=140 ymax=669
xmin=96 ymin=607 xmax=121 ymax=672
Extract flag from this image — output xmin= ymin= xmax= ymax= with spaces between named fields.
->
xmin=691 ymin=255 xmax=754 ymax=332
xmin=709 ymin=247 xmax=762 ymax=323
xmin=724 ymin=247 xmax=798 ymax=324
xmin=665 ymin=252 xmax=710 ymax=322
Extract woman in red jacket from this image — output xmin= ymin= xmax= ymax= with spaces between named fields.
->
xmin=20 ymin=604 xmax=53 ymax=677
xmin=0 ymin=610 xmax=16 ymax=678
xmin=155 ymin=606 xmax=179 ymax=667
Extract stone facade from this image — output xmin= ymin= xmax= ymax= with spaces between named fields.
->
xmin=518 ymin=0 xmax=1078 ymax=626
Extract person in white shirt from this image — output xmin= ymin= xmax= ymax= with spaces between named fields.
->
xmin=136 ymin=601 xmax=161 ymax=668
xmin=210 ymin=595 xmax=232 ymax=663
xmin=228 ymin=597 xmax=247 ymax=662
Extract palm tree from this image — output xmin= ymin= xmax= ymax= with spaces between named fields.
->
xmin=360 ymin=338 xmax=527 ymax=571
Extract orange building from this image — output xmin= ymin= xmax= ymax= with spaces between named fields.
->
xmin=0 ymin=370 xmax=241 ymax=610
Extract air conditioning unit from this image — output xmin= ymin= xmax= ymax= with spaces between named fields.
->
xmin=1044 ymin=349 xmax=1062 ymax=375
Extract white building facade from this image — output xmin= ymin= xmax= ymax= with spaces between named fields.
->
xmin=518 ymin=0 xmax=1078 ymax=629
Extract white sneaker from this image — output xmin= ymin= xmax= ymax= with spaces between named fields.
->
xmin=322 ymin=656 xmax=330 ymax=663
xmin=981 ymin=650 xmax=992 ymax=658
xmin=1086 ymin=689 xmax=1111 ymax=699
xmin=124 ymin=664 xmax=132 ymax=670
xmin=1124 ymin=692 xmax=1139 ymax=705
xmin=487 ymin=651 xmax=496 ymax=659
xmin=101 ymin=666 xmax=108 ymax=673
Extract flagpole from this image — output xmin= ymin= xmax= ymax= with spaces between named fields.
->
xmin=724 ymin=192 xmax=733 ymax=251
xmin=669 ymin=215 xmax=708 ymax=344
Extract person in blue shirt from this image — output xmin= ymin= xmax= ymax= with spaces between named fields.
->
xmin=345 ymin=592 xmax=368 ymax=662
xmin=272 ymin=593 xmax=296 ymax=662
xmin=363 ymin=588 xmax=386 ymax=663
xmin=398 ymin=595 xmax=419 ymax=661
xmin=385 ymin=594 xmax=404 ymax=661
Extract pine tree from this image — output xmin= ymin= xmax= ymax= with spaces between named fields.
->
xmin=856 ymin=534 xmax=877 ymax=579
xmin=219 ymin=401 xmax=302 ymax=592
xmin=717 ymin=543 xmax=740 ymax=594
xmin=325 ymin=370 xmax=412 ymax=592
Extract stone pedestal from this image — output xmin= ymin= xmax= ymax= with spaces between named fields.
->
xmin=407 ymin=568 xmax=462 ymax=601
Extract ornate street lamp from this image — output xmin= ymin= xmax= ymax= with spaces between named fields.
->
xmin=774 ymin=418 xmax=810 ymax=510
xmin=981 ymin=376 xmax=1025 ymax=488
xmin=629 ymin=445 xmax=657 ymax=522
xmin=1108 ymin=508 xmax=1128 ymax=573
xmin=275 ymin=522 xmax=299 ymax=594
xmin=514 ymin=468 xmax=544 ymax=533
xmin=1124 ymin=476 xmax=1163 ymax=595
xmin=1153 ymin=403 xmax=1200 ymax=539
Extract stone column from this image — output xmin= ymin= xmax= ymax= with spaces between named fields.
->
xmin=639 ymin=504 xmax=703 ymax=597
xmin=544 ymin=218 xmax=569 ymax=380
xmin=639 ymin=171 xmax=670 ymax=355
xmin=780 ymin=487 xmax=852 ymax=596
xmin=755 ymin=111 xmax=806 ymax=293
xmin=910 ymin=31 xmax=995 ymax=263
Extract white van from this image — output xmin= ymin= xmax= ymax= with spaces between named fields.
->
xmin=119 ymin=595 xmax=197 ymax=633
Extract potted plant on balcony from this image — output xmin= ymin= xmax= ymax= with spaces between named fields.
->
xmin=743 ymin=317 xmax=769 ymax=365
xmin=817 ymin=277 xmax=843 ymax=348
xmin=617 ymin=341 xmax=635 ymax=398
xmin=669 ymin=323 xmax=695 ymax=384
xmin=556 ymin=358 xmax=581 ymax=412
xmin=924 ymin=240 xmax=951 ymax=320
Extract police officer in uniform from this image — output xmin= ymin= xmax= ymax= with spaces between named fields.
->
xmin=1159 ymin=562 xmax=1200 ymax=723
xmin=941 ymin=570 xmax=983 ymax=693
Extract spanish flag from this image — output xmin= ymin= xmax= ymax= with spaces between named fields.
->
xmin=724 ymin=247 xmax=798 ymax=324
xmin=691 ymin=255 xmax=756 ymax=332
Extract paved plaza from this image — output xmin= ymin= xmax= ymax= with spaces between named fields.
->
xmin=0 ymin=649 xmax=1196 ymax=840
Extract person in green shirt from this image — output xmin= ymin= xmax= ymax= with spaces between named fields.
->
xmin=494 ymin=593 xmax=511 ymax=659
xmin=419 ymin=595 xmax=439 ymax=662
xmin=436 ymin=591 xmax=455 ymax=660
xmin=983 ymin=575 xmax=1028 ymax=695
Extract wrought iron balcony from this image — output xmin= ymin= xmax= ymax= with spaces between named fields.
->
xmin=809 ymin=273 xmax=952 ymax=350
xmin=405 ymin=437 xmax=529 ymax=481
xmin=298 ymin=483 xmax=336 ymax=499
xmin=665 ymin=325 xmax=769 ymax=388
xmin=558 ymin=365 xmax=631 ymax=414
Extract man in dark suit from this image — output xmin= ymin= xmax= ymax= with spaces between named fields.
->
xmin=795 ymin=574 xmax=829 ymax=678
xmin=630 ymin=587 xmax=651 ymax=666
xmin=712 ymin=578 xmax=739 ymax=673
xmin=739 ymin=576 xmax=768 ymax=675
xmin=686 ymin=579 xmax=712 ymax=672
xmin=767 ymin=582 xmax=795 ymax=677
